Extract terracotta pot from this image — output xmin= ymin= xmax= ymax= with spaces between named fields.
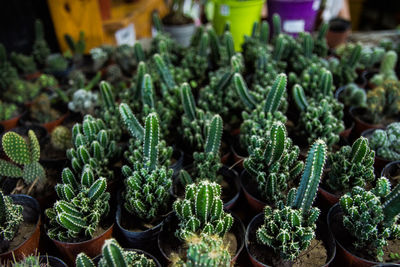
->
xmin=328 ymin=204 xmax=400 ymax=266
xmin=350 ymin=107 xmax=383 ymax=138
xmin=240 ymin=170 xmax=267 ymax=214
xmin=326 ymin=18 xmax=351 ymax=49
xmin=93 ymin=248 xmax=162 ymax=266
xmin=381 ymin=161 xmax=400 ymax=186
xmin=24 ymin=71 xmax=42 ymax=81
xmin=361 ymin=128 xmax=391 ymax=173
xmin=246 ymin=213 xmax=336 ymax=267
xmin=158 ymin=212 xmax=245 ymax=265
xmin=39 ymin=255 xmax=68 ymax=267
xmin=41 ymin=112 xmax=69 ymax=133
xmin=50 ymin=224 xmax=114 ymax=266
xmin=0 ymin=195 xmax=41 ymax=262
xmin=0 ymin=113 xmax=24 ymax=131
xmin=318 ymin=186 xmax=340 ymax=210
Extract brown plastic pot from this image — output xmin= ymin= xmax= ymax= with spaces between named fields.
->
xmin=240 ymin=170 xmax=267 ymax=214
xmin=0 ymin=113 xmax=24 ymax=131
xmin=328 ymin=204 xmax=400 ymax=267
xmin=158 ymin=212 xmax=245 ymax=265
xmin=42 ymin=112 xmax=69 ymax=133
xmin=246 ymin=213 xmax=336 ymax=267
xmin=50 ymin=223 xmax=114 ymax=266
xmin=318 ymin=186 xmax=340 ymax=210
xmin=326 ymin=18 xmax=351 ymax=49
xmin=350 ymin=107 xmax=383 ymax=138
xmin=361 ymin=128 xmax=392 ymax=173
xmin=0 ymin=195 xmax=41 ymax=263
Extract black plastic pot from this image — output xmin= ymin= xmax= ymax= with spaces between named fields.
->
xmin=92 ymin=248 xmax=162 ymax=266
xmin=381 ymin=160 xmax=400 ymax=187
xmin=240 ymin=170 xmax=267 ymax=214
xmin=170 ymin=148 xmax=184 ymax=177
xmin=39 ymin=255 xmax=68 ymax=267
xmin=350 ymin=107 xmax=383 ymax=138
xmin=158 ymin=212 xmax=245 ymax=265
xmin=246 ymin=213 xmax=336 ymax=267
xmin=362 ymin=128 xmax=392 ymax=173
xmin=328 ymin=204 xmax=400 ymax=267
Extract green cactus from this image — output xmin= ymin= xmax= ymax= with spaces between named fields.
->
xmin=244 ymin=122 xmax=304 ymax=204
xmin=51 ymin=126 xmax=72 ymax=151
xmin=181 ymin=32 xmax=209 ymax=84
xmin=340 ymin=177 xmax=400 ymax=261
xmin=46 ymin=165 xmax=110 ymax=242
xmin=369 ymin=122 xmax=400 ymax=161
xmin=98 ymin=81 xmax=122 ymax=140
xmin=122 ymin=113 xmax=173 ymax=222
xmin=12 ymin=254 xmax=44 ymax=267
xmin=173 ymin=233 xmax=231 ymax=267
xmin=326 ymin=137 xmax=375 ymax=192
xmin=329 ymin=43 xmax=362 ymax=87
xmin=45 ymin=53 xmax=68 ymax=73
xmin=32 ymin=19 xmax=51 ymax=66
xmin=314 ymin=23 xmax=328 ymax=57
xmin=366 ymin=80 xmax=400 ymax=123
xmin=359 ymin=46 xmax=385 ymax=70
xmin=371 ymin=50 xmax=398 ymax=86
xmin=0 ymin=44 xmax=18 ymax=90
xmin=173 ymin=180 xmax=233 ymax=240
xmin=0 ymin=130 xmax=45 ymax=185
xmin=256 ymin=139 xmax=327 ymax=261
xmin=0 ymin=101 xmax=18 ymax=121
xmin=339 ymin=83 xmax=367 ymax=108
xmin=65 ymin=31 xmax=85 ymax=61
xmin=241 ymin=21 xmax=270 ymax=70
xmin=272 ymin=14 xmax=281 ymax=39
xmin=76 ymin=238 xmax=156 ymax=267
xmin=90 ymin=47 xmax=109 ymax=72
xmin=29 ymin=93 xmax=61 ymax=123
xmin=0 ymin=191 xmax=23 ymax=242
xmin=115 ymin=44 xmax=136 ymax=74
xmin=10 ymin=52 xmax=37 ymax=75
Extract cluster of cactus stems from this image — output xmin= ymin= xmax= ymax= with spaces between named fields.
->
xmin=10 ymin=52 xmax=37 ymax=75
xmin=0 ymin=130 xmax=46 ymax=186
xmin=256 ymin=139 xmax=327 ymax=261
xmin=339 ymin=83 xmax=367 ymax=108
xmin=51 ymin=126 xmax=73 ymax=151
xmin=313 ymin=23 xmax=329 ymax=58
xmin=0 ymin=191 xmax=23 ymax=242
xmin=244 ymin=122 xmax=304 ymax=204
xmin=174 ymin=180 xmax=233 ymax=240
xmin=0 ymin=101 xmax=18 ymax=121
xmin=12 ymin=254 xmax=45 ymax=267
xmin=120 ymin=110 xmax=173 ymax=222
xmin=371 ymin=50 xmax=398 ymax=86
xmin=329 ymin=43 xmax=362 ymax=87
xmin=366 ymin=80 xmax=400 ymax=123
xmin=76 ymin=238 xmax=156 ymax=267
xmin=46 ymin=165 xmax=110 ymax=242
xmin=326 ymin=137 xmax=375 ymax=192
xmin=369 ymin=122 xmax=400 ymax=161
xmin=359 ymin=46 xmax=385 ymax=70
xmin=340 ymin=177 xmax=400 ymax=261
xmin=0 ymin=44 xmax=18 ymax=90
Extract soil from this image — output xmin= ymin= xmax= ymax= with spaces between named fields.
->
xmin=0 ymin=221 xmax=36 ymax=254
xmin=120 ymin=205 xmax=169 ymax=232
xmin=292 ymin=239 xmax=327 ymax=267
xmin=162 ymin=12 xmax=193 ymax=26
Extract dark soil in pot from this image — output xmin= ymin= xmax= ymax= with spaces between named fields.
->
xmin=381 ymin=161 xmax=400 ymax=187
xmin=162 ymin=13 xmax=193 ymax=26
xmin=328 ymin=204 xmax=400 ymax=265
xmin=246 ymin=213 xmax=336 ymax=267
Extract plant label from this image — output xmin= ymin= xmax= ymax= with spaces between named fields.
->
xmin=115 ymin=24 xmax=136 ymax=46
xmin=220 ymin=4 xmax=230 ymax=16
xmin=283 ymin=20 xmax=305 ymax=33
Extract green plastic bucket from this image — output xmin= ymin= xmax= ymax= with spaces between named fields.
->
xmin=212 ymin=0 xmax=265 ymax=51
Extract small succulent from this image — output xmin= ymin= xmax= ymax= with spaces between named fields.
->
xmin=329 ymin=43 xmax=362 ymax=87
xmin=32 ymin=19 xmax=51 ymax=66
xmin=0 ymin=130 xmax=46 ymax=186
xmin=12 ymin=254 xmax=43 ymax=267
xmin=4 ymin=79 xmax=40 ymax=104
xmin=76 ymin=238 xmax=156 ymax=267
xmin=340 ymin=177 xmax=400 ymax=261
xmin=0 ymin=191 xmax=23 ymax=243
xmin=98 ymin=81 xmax=122 ymax=141
xmin=90 ymin=47 xmax=108 ymax=72
xmin=371 ymin=50 xmax=398 ymax=86
xmin=10 ymin=52 xmax=37 ymax=75
xmin=51 ymin=126 xmax=72 ymax=151
xmin=173 ymin=180 xmax=233 ymax=240
xmin=359 ymin=46 xmax=385 ymax=70
xmin=256 ymin=139 xmax=327 ymax=261
xmin=30 ymin=93 xmax=61 ymax=123
xmin=0 ymin=101 xmax=18 ymax=121
xmin=339 ymin=83 xmax=367 ymax=108
xmin=68 ymin=89 xmax=98 ymax=115
xmin=369 ymin=122 xmax=400 ymax=161
xmin=45 ymin=53 xmax=68 ymax=73
xmin=64 ymin=31 xmax=85 ymax=62
xmin=244 ymin=122 xmax=304 ymax=204
xmin=36 ymin=74 xmax=58 ymax=89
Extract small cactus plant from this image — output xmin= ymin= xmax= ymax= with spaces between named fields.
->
xmin=256 ymin=139 xmax=327 ymax=261
xmin=45 ymin=53 xmax=68 ymax=73
xmin=339 ymin=83 xmax=367 ymax=108
xmin=51 ymin=126 xmax=72 ymax=151
xmin=371 ymin=50 xmax=398 ymax=86
xmin=0 ymin=130 xmax=46 ymax=186
xmin=32 ymin=20 xmax=51 ymax=66
xmin=0 ymin=44 xmax=18 ymax=90
xmin=0 ymin=101 xmax=18 ymax=121
xmin=10 ymin=52 xmax=37 ymax=75
xmin=369 ymin=122 xmax=400 ymax=161
xmin=329 ymin=43 xmax=362 ymax=87
xmin=340 ymin=177 xmax=400 ymax=261
xmin=68 ymin=89 xmax=98 ymax=115
xmin=0 ymin=191 xmax=23 ymax=243
xmin=173 ymin=180 xmax=233 ymax=240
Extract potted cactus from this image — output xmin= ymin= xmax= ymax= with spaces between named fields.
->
xmin=370 ymin=50 xmax=398 ymax=87
xmin=76 ymin=238 xmax=160 ymax=267
xmin=246 ymin=139 xmax=336 ymax=266
xmin=0 ymin=191 xmax=41 ymax=263
xmin=328 ymin=177 xmax=400 ymax=264
xmin=0 ymin=101 xmax=23 ymax=131
xmin=11 ymin=254 xmax=67 ymax=267
xmin=32 ymin=20 xmax=51 ymax=68
xmin=40 ymin=125 xmax=72 ymax=170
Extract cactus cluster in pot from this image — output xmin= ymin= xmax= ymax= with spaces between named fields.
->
xmin=0 ymin=191 xmax=23 ymax=244
xmin=369 ymin=122 xmax=400 ymax=161
xmin=371 ymin=50 xmax=398 ymax=86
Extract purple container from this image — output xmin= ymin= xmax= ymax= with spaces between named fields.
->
xmin=267 ymin=0 xmax=319 ymax=36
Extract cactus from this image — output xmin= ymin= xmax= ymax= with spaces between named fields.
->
xmin=326 ymin=137 xmax=375 ymax=192
xmin=105 ymin=64 xmax=123 ymax=85
xmin=0 ymin=101 xmax=18 ymax=121
xmin=329 ymin=43 xmax=362 ymax=87
xmin=172 ymin=233 xmax=231 ymax=267
xmin=122 ymin=113 xmax=173 ymax=222
xmin=314 ymin=23 xmax=328 ymax=57
xmin=76 ymin=238 xmax=156 ymax=267
xmin=68 ymin=89 xmax=98 ymax=115
xmin=241 ymin=21 xmax=270 ymax=70
xmin=340 ymin=177 xmax=400 ymax=261
xmin=37 ymin=73 xmax=58 ymax=89
xmin=181 ymin=32 xmax=209 ymax=84
xmin=366 ymin=80 xmax=400 ymax=123
xmin=10 ymin=52 xmax=37 ymax=75
xmin=115 ymin=44 xmax=136 ymax=74
xmin=98 ymin=81 xmax=122 ymax=140
xmin=65 ymin=31 xmax=85 ymax=61
xmin=359 ymin=46 xmax=385 ymax=70
xmin=45 ymin=53 xmax=68 ymax=73
xmin=32 ymin=19 xmax=50 ymax=66
xmin=12 ymin=255 xmax=43 ymax=267
xmin=339 ymin=83 xmax=367 ymax=108
xmin=51 ymin=126 xmax=72 ymax=151
xmin=173 ymin=180 xmax=233 ymax=240
xmin=0 ymin=130 xmax=46 ymax=185
xmin=371 ymin=50 xmax=398 ymax=86
xmin=0 ymin=44 xmax=18 ymax=90
xmin=0 ymin=191 xmax=23 ymax=242
xmin=3 ymin=79 xmax=40 ymax=104
xmin=244 ymin=122 xmax=304 ymax=204
xmin=90 ymin=47 xmax=109 ymax=71
xmin=369 ymin=122 xmax=400 ymax=161
xmin=256 ymin=139 xmax=327 ymax=261
xmin=30 ymin=93 xmax=61 ymax=123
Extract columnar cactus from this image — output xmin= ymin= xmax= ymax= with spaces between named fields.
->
xmin=0 ymin=191 xmax=23 ymax=242
xmin=329 ymin=43 xmax=362 ymax=87
xmin=51 ymin=125 xmax=72 ymax=151
xmin=181 ymin=32 xmax=209 ymax=84
xmin=46 ymin=165 xmax=110 ymax=242
xmin=173 ymin=180 xmax=233 ymax=240
xmin=256 ymin=139 xmax=327 ymax=261
xmin=173 ymin=233 xmax=231 ymax=267
xmin=76 ymin=238 xmax=156 ymax=267
xmin=0 ymin=130 xmax=46 ymax=185
xmin=0 ymin=44 xmax=18 ymax=90
xmin=371 ymin=50 xmax=398 ymax=86
xmin=244 ymin=122 xmax=304 ymax=204
xmin=369 ymin=122 xmax=400 ymax=161
xmin=314 ymin=23 xmax=328 ymax=57
xmin=32 ymin=19 xmax=50 ymax=66
xmin=340 ymin=83 xmax=367 ymax=108
xmin=359 ymin=46 xmax=385 ymax=70
xmin=98 ymin=81 xmax=122 ymax=140
xmin=326 ymin=137 xmax=375 ymax=192
xmin=122 ymin=113 xmax=173 ymax=222
xmin=340 ymin=177 xmax=400 ymax=261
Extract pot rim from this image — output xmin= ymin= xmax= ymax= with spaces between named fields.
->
xmin=381 ymin=160 xmax=400 ymax=177
xmin=50 ymin=223 xmax=114 ymax=246
xmin=240 ymin=170 xmax=267 ymax=206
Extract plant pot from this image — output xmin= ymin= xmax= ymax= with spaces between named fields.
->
xmin=170 ymin=148 xmax=184 ymax=177
xmin=39 ymin=255 xmax=68 ymax=267
xmin=92 ymin=248 xmax=162 ymax=266
xmin=230 ymin=140 xmax=247 ymax=172
xmin=350 ymin=107 xmax=383 ymax=138
xmin=163 ymin=23 xmax=196 ymax=48
xmin=361 ymin=128 xmax=392 ymax=173
xmin=326 ymin=18 xmax=351 ymax=48
xmin=246 ymin=213 xmax=336 ymax=267
xmin=41 ymin=112 xmax=69 ymax=133
xmin=0 ymin=195 xmax=41 ymax=262
xmin=267 ymin=0 xmax=319 ymax=37
xmin=212 ymin=0 xmax=265 ymax=51
xmin=0 ymin=112 xmax=24 ymax=131
xmin=49 ymin=224 xmax=114 ymax=266
xmin=318 ymin=186 xmax=340 ymax=210
xmin=328 ymin=204 xmax=400 ymax=266
xmin=158 ymin=212 xmax=245 ymax=265
xmin=381 ymin=161 xmax=400 ymax=187
xmin=240 ymin=170 xmax=267 ymax=214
